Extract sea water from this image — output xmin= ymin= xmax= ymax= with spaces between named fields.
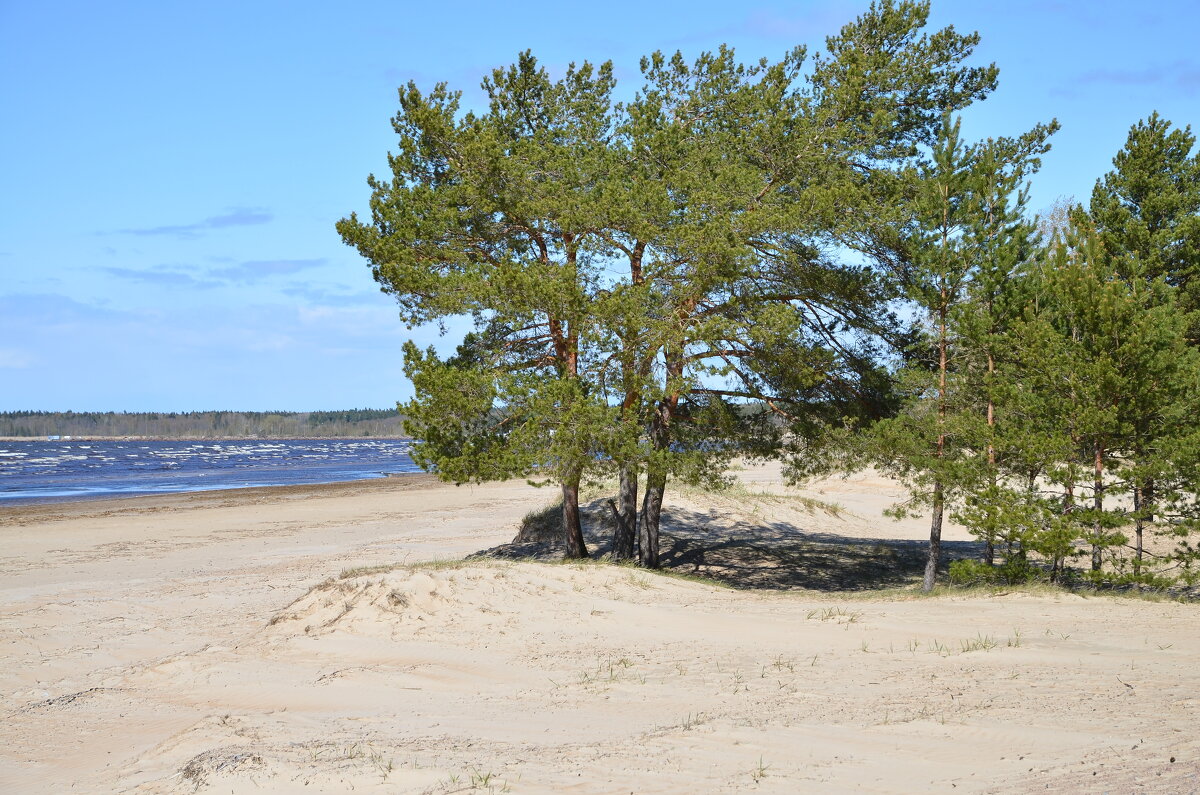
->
xmin=0 ymin=438 xmax=420 ymax=504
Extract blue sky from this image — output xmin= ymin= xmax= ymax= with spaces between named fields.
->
xmin=2 ymin=0 xmax=1197 ymax=411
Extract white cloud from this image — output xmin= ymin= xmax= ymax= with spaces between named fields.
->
xmin=117 ymin=207 xmax=273 ymax=238
xmin=0 ymin=349 xmax=33 ymax=368
xmin=212 ymin=258 xmax=328 ymax=283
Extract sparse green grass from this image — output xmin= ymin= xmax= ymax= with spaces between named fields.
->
xmin=368 ymin=749 xmax=394 ymax=779
xmin=543 ymin=556 xmax=740 ymax=589
xmin=641 ymin=564 xmax=740 ymax=589
xmin=409 ymin=558 xmax=482 ymax=572
xmin=339 ymin=563 xmax=405 ymax=579
xmin=561 ymin=654 xmax=645 ymax=693
xmin=310 ymin=541 xmax=1194 ymax=626
xmin=806 ymin=606 xmax=863 ymax=623
xmin=515 ymin=500 xmax=564 ymax=542
xmin=439 ymin=768 xmax=511 ymax=793
xmin=626 ymin=572 xmax=654 ymax=590
xmin=830 ymin=577 xmax=1195 ymax=604
xmin=885 ymin=631 xmax=1021 ymax=656
xmin=959 ymin=633 xmax=998 ymax=652
xmin=338 ymin=557 xmax=483 ymax=580
xmin=671 ymin=478 xmax=848 ymax=517
xmin=334 ymin=554 xmax=743 ymax=594
xmin=729 ymin=669 xmax=746 ymax=692
xmin=469 ymin=769 xmax=505 ymax=790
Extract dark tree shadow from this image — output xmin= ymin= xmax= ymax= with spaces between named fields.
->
xmin=473 ymin=499 xmax=983 ymax=592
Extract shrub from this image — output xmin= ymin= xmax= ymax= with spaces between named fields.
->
xmin=949 ymin=559 xmax=1000 ymax=586
xmin=949 ymin=557 xmax=1039 ymax=586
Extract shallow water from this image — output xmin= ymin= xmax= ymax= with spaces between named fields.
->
xmin=0 ymin=438 xmax=420 ymax=504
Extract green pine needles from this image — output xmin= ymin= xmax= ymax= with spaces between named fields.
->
xmin=339 ymin=1 xmax=1200 ymax=590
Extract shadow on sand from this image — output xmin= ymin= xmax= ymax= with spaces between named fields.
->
xmin=473 ymin=500 xmax=982 ymax=592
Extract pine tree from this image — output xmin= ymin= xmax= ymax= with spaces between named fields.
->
xmin=338 ymin=54 xmax=621 ymax=558
xmin=952 ymin=127 xmax=1057 ymax=568
xmin=1089 ymin=113 xmax=1200 ymax=329
xmin=611 ymin=1 xmax=1002 ymax=566
xmin=340 ymin=1 xmax=1005 ymax=568
xmin=1085 ymin=114 xmax=1200 ymax=580
xmin=865 ymin=115 xmax=1055 ymax=592
xmin=1002 ymin=218 xmax=1197 ymax=580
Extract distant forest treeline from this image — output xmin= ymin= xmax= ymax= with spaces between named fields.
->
xmin=0 ymin=409 xmax=408 ymax=438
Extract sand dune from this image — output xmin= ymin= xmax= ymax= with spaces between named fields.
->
xmin=2 ymin=465 xmax=1198 ymax=793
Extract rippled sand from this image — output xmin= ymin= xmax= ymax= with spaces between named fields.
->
xmin=2 ymin=465 xmax=1197 ymax=793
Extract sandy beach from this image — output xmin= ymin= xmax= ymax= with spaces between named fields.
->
xmin=2 ymin=464 xmax=1197 ymax=793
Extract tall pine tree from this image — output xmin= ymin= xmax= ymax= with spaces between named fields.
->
xmin=867 ymin=115 xmax=1054 ymax=591
xmin=1089 ymin=113 xmax=1200 ymax=330
xmin=338 ymin=54 xmax=621 ymax=558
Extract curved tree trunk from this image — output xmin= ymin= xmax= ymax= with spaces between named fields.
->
xmin=639 ymin=469 xmax=664 ymax=568
xmin=562 ymin=470 xmax=588 ymax=559
xmin=638 ymin=347 xmax=680 ymax=570
xmin=610 ymin=462 xmax=638 ymax=561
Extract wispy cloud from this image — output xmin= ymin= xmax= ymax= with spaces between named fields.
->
xmin=212 ymin=258 xmax=328 ymax=283
xmin=117 ymin=207 xmax=273 ymax=238
xmin=0 ymin=292 xmax=440 ymax=408
xmin=0 ymin=292 xmax=133 ymax=323
xmin=281 ymin=282 xmax=383 ymax=306
xmin=1062 ymin=60 xmax=1200 ymax=97
xmin=101 ymin=259 xmax=330 ymax=288
xmin=102 ymin=266 xmax=220 ymax=289
xmin=0 ymin=348 xmax=33 ymax=368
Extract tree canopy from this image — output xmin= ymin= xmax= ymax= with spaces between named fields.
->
xmin=340 ymin=0 xmax=1200 ymax=592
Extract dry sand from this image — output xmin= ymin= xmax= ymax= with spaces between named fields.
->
xmin=1 ymin=464 xmax=1197 ymax=793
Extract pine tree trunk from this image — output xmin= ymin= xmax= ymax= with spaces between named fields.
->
xmin=639 ymin=470 xmax=664 ymax=568
xmin=561 ymin=473 xmax=588 ymax=560
xmin=923 ymin=480 xmax=944 ymax=593
xmin=610 ymin=463 xmax=638 ymax=561
xmin=924 ymin=293 xmax=949 ymax=594
xmin=612 ymin=239 xmax=647 ymax=565
xmin=1133 ymin=482 xmax=1144 ymax=571
xmin=1091 ymin=444 xmax=1104 ymax=573
xmin=637 ymin=346 xmax=680 ymax=570
xmin=984 ymin=468 xmax=997 ymax=568
xmin=1140 ymin=478 xmax=1156 ymax=571
xmin=985 ymin=353 xmax=997 ymax=567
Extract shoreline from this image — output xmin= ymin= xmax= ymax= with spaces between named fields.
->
xmin=0 ymin=471 xmax=443 ymax=522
